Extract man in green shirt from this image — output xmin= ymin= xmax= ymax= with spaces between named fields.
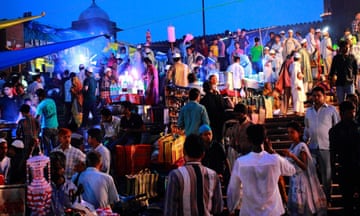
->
xmin=36 ymin=88 xmax=58 ymax=155
xmin=250 ymin=37 xmax=263 ymax=74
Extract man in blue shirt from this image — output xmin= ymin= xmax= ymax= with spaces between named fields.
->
xmin=36 ymin=88 xmax=59 ymax=155
xmin=304 ymin=86 xmax=340 ymax=205
xmin=76 ymin=151 xmax=119 ymax=209
xmin=178 ymin=88 xmax=210 ymax=136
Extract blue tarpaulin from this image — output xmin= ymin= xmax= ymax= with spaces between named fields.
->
xmin=0 ymin=34 xmax=105 ymax=70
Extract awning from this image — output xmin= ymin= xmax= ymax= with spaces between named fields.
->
xmin=0 ymin=34 xmax=106 ymax=70
xmin=0 ymin=12 xmax=45 ymax=29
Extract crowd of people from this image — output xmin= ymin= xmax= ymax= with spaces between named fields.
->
xmin=0 ymin=13 xmax=359 ymax=215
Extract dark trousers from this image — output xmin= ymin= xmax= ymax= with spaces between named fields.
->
xmin=64 ymin=102 xmax=72 ymax=126
xmin=41 ymin=128 xmax=58 ymax=156
xmin=81 ymin=102 xmax=99 ymax=128
xmin=339 ymin=169 xmax=360 ymax=215
xmin=218 ymin=57 xmax=228 ymax=71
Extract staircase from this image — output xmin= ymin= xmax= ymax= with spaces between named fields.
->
xmin=265 ymin=114 xmax=344 ymax=215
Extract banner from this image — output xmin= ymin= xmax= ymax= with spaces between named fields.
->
xmin=0 ymin=35 xmax=106 ymax=70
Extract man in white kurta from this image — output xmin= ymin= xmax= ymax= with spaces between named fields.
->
xmin=289 ymin=53 xmax=306 ymax=115
xmin=263 ymin=48 xmax=275 ymax=83
xmin=271 ymin=35 xmax=283 ymax=81
xmin=226 ymin=55 xmax=245 ymax=90
xmin=305 ymin=27 xmax=316 ymax=54
xmin=227 ymin=124 xmax=296 ymax=216
xmin=320 ymin=31 xmax=334 ymax=76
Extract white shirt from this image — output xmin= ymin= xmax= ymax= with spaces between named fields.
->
xmin=304 ymin=103 xmax=340 ymax=150
xmin=283 ymin=37 xmax=301 ymax=58
xmin=306 ymin=32 xmax=316 ymax=54
xmin=227 ymin=151 xmax=296 ymax=216
xmin=320 ymin=36 xmax=333 ymax=58
xmin=102 ymin=116 xmax=121 ymax=138
xmin=263 ymin=54 xmax=274 ymax=83
xmin=77 ymin=167 xmax=119 ymax=209
xmin=289 ymin=61 xmax=306 ymax=102
xmin=94 ymin=144 xmax=111 ymax=174
xmin=289 ymin=62 xmax=301 ymax=90
xmin=227 ymin=62 xmax=245 ymax=89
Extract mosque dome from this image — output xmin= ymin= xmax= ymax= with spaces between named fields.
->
xmin=78 ymin=0 xmax=110 ymax=21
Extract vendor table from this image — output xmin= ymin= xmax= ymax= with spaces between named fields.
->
xmin=111 ymin=94 xmax=144 ymax=105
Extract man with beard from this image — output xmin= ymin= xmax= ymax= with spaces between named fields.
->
xmin=304 ymin=86 xmax=340 ymax=206
xmin=224 ymin=103 xmax=253 ymax=155
xmin=199 ymin=124 xmax=230 ymax=186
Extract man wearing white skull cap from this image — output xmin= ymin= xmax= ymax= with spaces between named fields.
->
xmin=320 ymin=30 xmax=334 ymax=76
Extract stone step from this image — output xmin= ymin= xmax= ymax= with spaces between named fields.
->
xmin=266 ymin=127 xmax=288 ymax=135
xmin=267 ymin=133 xmax=289 ymax=141
xmin=265 ymin=115 xmax=304 ymax=124
xmin=271 ymin=140 xmax=292 ymax=150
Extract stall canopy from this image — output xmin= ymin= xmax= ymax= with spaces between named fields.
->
xmin=0 ymin=12 xmax=45 ymax=29
xmin=0 ymin=34 xmax=106 ymax=70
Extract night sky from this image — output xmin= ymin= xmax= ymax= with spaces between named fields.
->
xmin=1 ymin=0 xmax=323 ymax=44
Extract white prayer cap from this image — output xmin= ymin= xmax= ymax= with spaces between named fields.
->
xmin=11 ymin=140 xmax=24 ymax=149
xmin=86 ymin=66 xmax=93 ymax=73
xmin=172 ymin=52 xmax=181 ymax=58
xmin=165 ymin=65 xmax=171 ymax=70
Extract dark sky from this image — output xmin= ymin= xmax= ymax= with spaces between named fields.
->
xmin=1 ymin=0 xmax=324 ymax=44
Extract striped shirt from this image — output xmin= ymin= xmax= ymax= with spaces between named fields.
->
xmin=164 ymin=162 xmax=223 ymax=216
xmin=100 ymin=76 xmax=111 ymax=102
xmin=52 ymin=145 xmax=86 ymax=179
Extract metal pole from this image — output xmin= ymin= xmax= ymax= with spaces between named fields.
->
xmin=202 ymin=0 xmax=206 ymax=37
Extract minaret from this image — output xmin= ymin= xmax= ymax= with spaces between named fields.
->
xmin=321 ymin=0 xmax=332 ymax=22
xmin=324 ymin=0 xmax=331 ymax=13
